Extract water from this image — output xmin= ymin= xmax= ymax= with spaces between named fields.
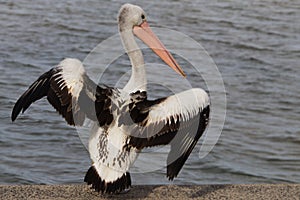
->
xmin=1 ymin=0 xmax=299 ymax=185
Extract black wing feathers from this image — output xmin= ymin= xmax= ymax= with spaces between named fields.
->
xmin=11 ymin=69 xmax=53 ymax=121
xmin=125 ymin=92 xmax=210 ymax=180
xmin=122 ymin=90 xmax=166 ymax=125
xmin=47 ymin=69 xmax=85 ymax=125
xmin=11 ymin=68 xmax=84 ymax=125
xmin=11 ymin=67 xmax=108 ymax=125
xmin=11 ymin=67 xmax=113 ymax=126
xmin=167 ymin=106 xmax=210 ymax=180
xmin=94 ymin=85 xmax=114 ymax=126
xmin=76 ymin=75 xmax=114 ymax=125
xmin=128 ymin=115 xmax=179 ymax=149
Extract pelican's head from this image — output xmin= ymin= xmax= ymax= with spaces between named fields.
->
xmin=118 ymin=4 xmax=186 ymax=77
xmin=118 ymin=4 xmax=146 ymax=31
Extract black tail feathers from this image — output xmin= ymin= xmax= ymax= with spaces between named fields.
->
xmin=84 ymin=165 xmax=131 ymax=194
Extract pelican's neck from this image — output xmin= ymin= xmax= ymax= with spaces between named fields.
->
xmin=120 ymin=30 xmax=147 ymax=93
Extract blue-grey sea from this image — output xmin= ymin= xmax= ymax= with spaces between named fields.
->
xmin=1 ymin=0 xmax=299 ymax=185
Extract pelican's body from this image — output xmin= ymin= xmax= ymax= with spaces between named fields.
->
xmin=12 ymin=4 xmax=210 ymax=194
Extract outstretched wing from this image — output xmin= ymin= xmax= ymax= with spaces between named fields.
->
xmin=11 ymin=58 xmax=114 ymax=127
xmin=125 ymin=88 xmax=210 ymax=180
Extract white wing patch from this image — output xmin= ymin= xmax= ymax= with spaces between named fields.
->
xmin=149 ymin=88 xmax=209 ymax=124
xmin=56 ymin=58 xmax=86 ymax=99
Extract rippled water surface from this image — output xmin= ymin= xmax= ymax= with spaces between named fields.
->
xmin=1 ymin=0 xmax=299 ymax=185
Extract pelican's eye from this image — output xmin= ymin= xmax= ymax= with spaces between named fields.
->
xmin=141 ymin=14 xmax=145 ymax=20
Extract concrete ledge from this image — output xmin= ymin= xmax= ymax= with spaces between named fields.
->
xmin=1 ymin=184 xmax=299 ymax=199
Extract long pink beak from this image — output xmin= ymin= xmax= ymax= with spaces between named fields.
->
xmin=133 ymin=21 xmax=186 ymax=77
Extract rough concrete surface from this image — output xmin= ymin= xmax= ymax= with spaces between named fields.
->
xmin=1 ymin=184 xmax=299 ymax=200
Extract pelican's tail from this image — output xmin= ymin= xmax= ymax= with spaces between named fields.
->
xmin=84 ymin=165 xmax=131 ymax=194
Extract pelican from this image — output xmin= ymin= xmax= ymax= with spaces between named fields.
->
xmin=11 ymin=4 xmax=210 ymax=194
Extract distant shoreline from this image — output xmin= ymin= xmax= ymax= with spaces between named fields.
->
xmin=1 ymin=184 xmax=299 ymax=199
